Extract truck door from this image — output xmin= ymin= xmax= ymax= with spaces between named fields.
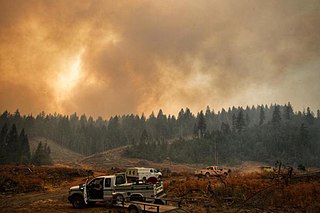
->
xmin=103 ymin=178 xmax=113 ymax=200
xmin=84 ymin=179 xmax=88 ymax=204
xmin=87 ymin=178 xmax=104 ymax=200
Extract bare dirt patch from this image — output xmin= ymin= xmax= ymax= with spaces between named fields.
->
xmin=29 ymin=137 xmax=84 ymax=166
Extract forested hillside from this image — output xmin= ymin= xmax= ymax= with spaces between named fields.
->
xmin=1 ymin=103 xmax=319 ymax=166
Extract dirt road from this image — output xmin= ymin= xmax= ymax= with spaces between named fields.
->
xmin=0 ymin=189 xmax=114 ymax=213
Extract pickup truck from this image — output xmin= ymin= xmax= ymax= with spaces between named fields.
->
xmin=195 ymin=166 xmax=231 ymax=178
xmin=68 ymin=173 xmax=165 ymax=208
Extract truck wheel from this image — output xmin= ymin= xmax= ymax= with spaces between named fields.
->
xmin=130 ymin=194 xmax=144 ymax=201
xmin=146 ymin=177 xmax=157 ymax=184
xmin=71 ymin=195 xmax=85 ymax=209
xmin=114 ymin=194 xmax=125 ymax=204
xmin=153 ymin=198 xmax=164 ymax=205
xmin=87 ymin=201 xmax=96 ymax=206
xmin=205 ymin=172 xmax=210 ymax=178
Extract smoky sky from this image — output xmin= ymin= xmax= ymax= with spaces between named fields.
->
xmin=1 ymin=0 xmax=320 ymax=118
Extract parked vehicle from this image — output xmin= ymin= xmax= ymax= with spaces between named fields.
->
xmin=126 ymin=167 xmax=162 ymax=183
xmin=195 ymin=166 xmax=231 ymax=178
xmin=68 ymin=173 xmax=165 ymax=208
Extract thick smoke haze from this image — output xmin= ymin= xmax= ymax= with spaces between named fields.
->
xmin=1 ymin=0 xmax=320 ymax=118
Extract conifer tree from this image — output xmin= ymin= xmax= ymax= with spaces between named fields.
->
xmin=259 ymin=106 xmax=265 ymax=125
xmin=232 ymin=113 xmax=237 ymax=131
xmin=31 ymin=142 xmax=53 ymax=165
xmin=284 ymin=102 xmax=293 ymax=120
xmin=272 ymin=105 xmax=281 ymax=125
xmin=305 ymin=107 xmax=314 ymax=124
xmin=245 ymin=113 xmax=250 ymax=128
xmin=19 ymin=129 xmax=31 ymax=164
xmin=0 ymin=124 xmax=9 ymax=164
xmin=6 ymin=124 xmax=19 ymax=163
xmin=236 ymin=108 xmax=245 ymax=132
xmin=197 ymin=111 xmax=206 ymax=138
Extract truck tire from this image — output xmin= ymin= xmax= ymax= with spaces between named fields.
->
xmin=87 ymin=201 xmax=96 ymax=206
xmin=71 ymin=195 xmax=85 ymax=209
xmin=154 ymin=198 xmax=164 ymax=205
xmin=146 ymin=176 xmax=157 ymax=184
xmin=130 ymin=194 xmax=144 ymax=201
xmin=128 ymin=204 xmax=142 ymax=213
xmin=205 ymin=172 xmax=210 ymax=178
xmin=113 ymin=194 xmax=125 ymax=204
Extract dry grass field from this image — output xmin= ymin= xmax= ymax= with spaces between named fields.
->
xmin=1 ymin=142 xmax=319 ymax=212
xmin=1 ymin=164 xmax=319 ymax=212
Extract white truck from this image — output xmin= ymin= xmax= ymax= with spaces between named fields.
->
xmin=68 ymin=173 xmax=165 ymax=208
xmin=126 ymin=167 xmax=162 ymax=183
xmin=195 ymin=166 xmax=231 ymax=178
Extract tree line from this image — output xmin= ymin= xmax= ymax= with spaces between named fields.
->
xmin=125 ymin=103 xmax=320 ymax=167
xmin=0 ymin=103 xmax=319 ymax=166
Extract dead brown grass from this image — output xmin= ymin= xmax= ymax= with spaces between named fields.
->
xmin=0 ymin=165 xmax=89 ymax=194
xmin=164 ymin=171 xmax=320 ymax=212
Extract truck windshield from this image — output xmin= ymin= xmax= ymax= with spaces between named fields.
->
xmin=116 ymin=174 xmax=126 ymax=185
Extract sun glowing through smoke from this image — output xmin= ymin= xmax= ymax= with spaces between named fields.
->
xmin=55 ymin=50 xmax=84 ymax=102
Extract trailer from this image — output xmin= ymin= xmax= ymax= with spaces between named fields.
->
xmin=112 ymin=198 xmax=189 ymax=213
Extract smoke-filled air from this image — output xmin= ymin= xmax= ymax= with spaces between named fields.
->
xmin=1 ymin=0 xmax=320 ymax=117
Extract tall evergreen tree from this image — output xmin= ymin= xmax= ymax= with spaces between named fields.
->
xmin=305 ymin=107 xmax=314 ymax=124
xmin=236 ymin=108 xmax=245 ymax=132
xmin=140 ymin=129 xmax=149 ymax=145
xmin=6 ymin=124 xmax=19 ymax=163
xmin=19 ymin=129 xmax=31 ymax=164
xmin=259 ymin=106 xmax=265 ymax=125
xmin=197 ymin=111 xmax=206 ymax=138
xmin=0 ymin=124 xmax=9 ymax=164
xmin=272 ymin=105 xmax=281 ymax=125
xmin=31 ymin=142 xmax=53 ymax=165
xmin=283 ymin=102 xmax=294 ymax=120
xmin=245 ymin=113 xmax=250 ymax=128
xmin=232 ymin=113 xmax=237 ymax=131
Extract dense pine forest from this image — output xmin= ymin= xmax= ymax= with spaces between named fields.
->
xmin=0 ymin=103 xmax=319 ymax=166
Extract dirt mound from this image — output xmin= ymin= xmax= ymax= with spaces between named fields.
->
xmin=29 ymin=137 xmax=84 ymax=165
xmin=80 ymin=146 xmax=204 ymax=173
